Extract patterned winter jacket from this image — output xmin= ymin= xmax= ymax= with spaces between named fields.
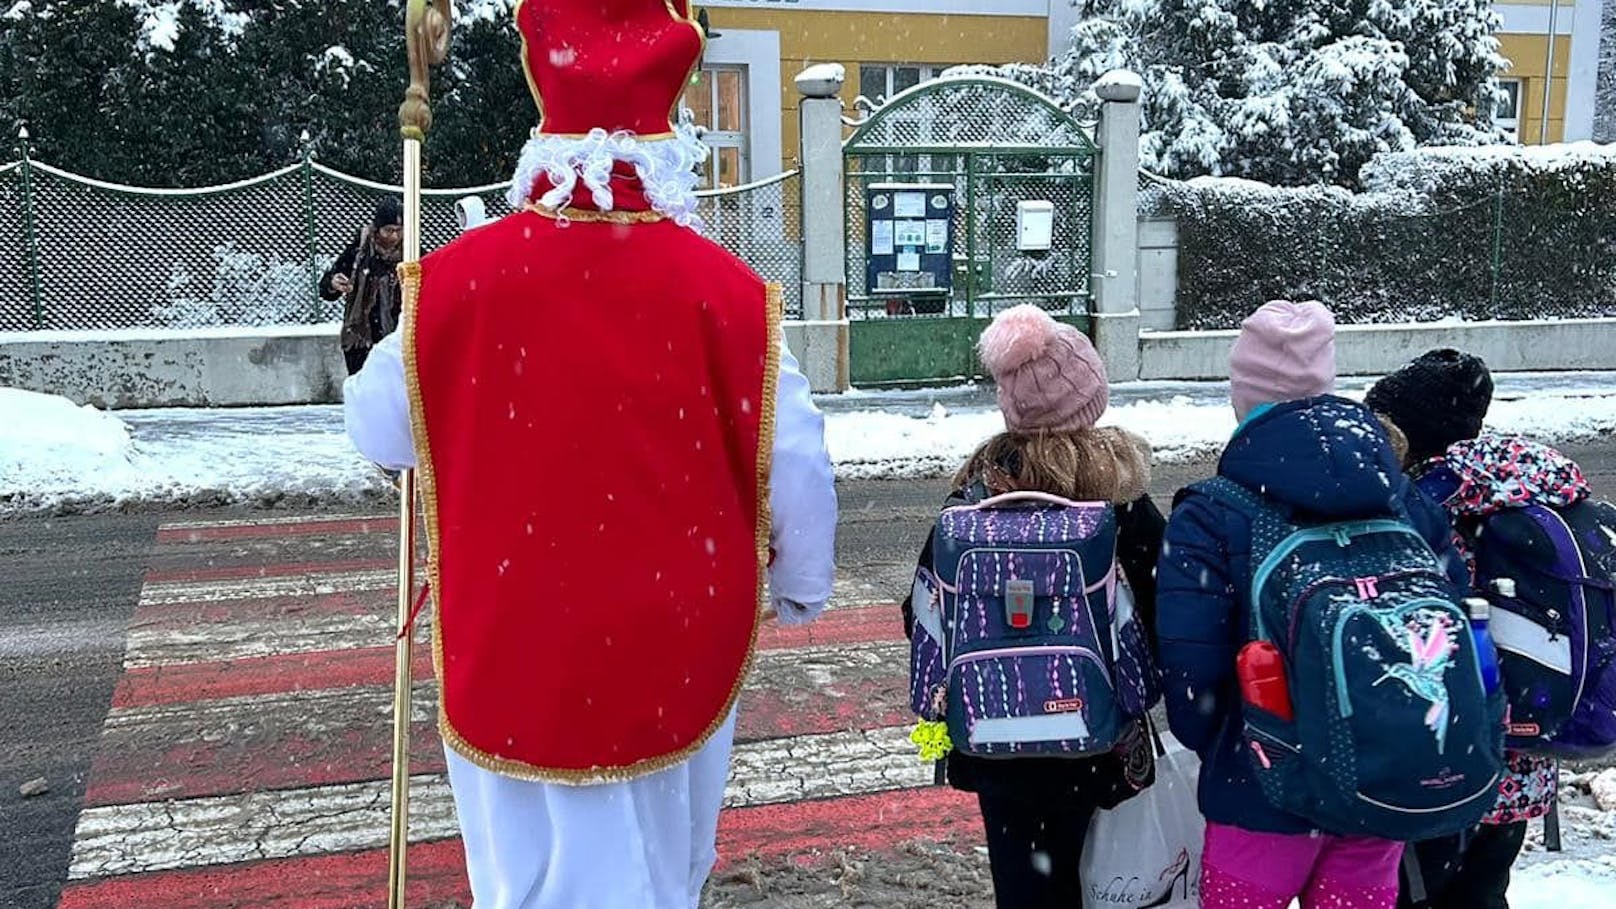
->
xmin=1412 ymin=434 xmax=1582 ymax=825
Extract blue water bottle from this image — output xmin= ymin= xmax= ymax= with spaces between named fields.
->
xmin=1466 ymin=597 xmax=1502 ymax=695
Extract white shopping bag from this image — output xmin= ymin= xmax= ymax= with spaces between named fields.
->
xmin=1081 ymin=733 xmax=1205 ymax=908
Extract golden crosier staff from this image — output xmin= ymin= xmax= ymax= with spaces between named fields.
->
xmin=390 ymin=2 xmax=449 ymax=908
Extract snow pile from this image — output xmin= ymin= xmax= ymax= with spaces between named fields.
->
xmin=1591 ymin=769 xmax=1616 ymax=812
xmin=813 ymin=385 xmax=1616 ymax=481
xmin=0 ymin=389 xmax=144 ymax=507
xmin=1490 ymin=394 xmax=1616 ymax=444
xmin=0 ymin=394 xmax=390 ymax=512
xmin=827 ymin=394 xmax=1253 ymax=480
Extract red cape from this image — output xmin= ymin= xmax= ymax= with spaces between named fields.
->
xmin=405 ymin=205 xmax=778 ymax=782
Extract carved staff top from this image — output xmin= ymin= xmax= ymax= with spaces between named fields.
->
xmin=400 ymin=0 xmax=452 ymax=141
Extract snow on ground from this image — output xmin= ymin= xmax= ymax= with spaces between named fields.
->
xmin=3 ymin=375 xmax=1615 ymax=512
xmin=830 ymin=376 xmax=1616 ymax=478
xmin=1512 ymin=770 xmax=1616 ymax=909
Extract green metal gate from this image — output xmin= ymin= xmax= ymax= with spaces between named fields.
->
xmin=844 ymin=76 xmax=1098 ymax=386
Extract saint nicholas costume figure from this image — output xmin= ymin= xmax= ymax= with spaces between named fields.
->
xmin=343 ymin=2 xmax=838 ymax=905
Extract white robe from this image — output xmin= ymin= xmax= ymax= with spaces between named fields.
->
xmin=343 ymin=327 xmax=838 ymax=909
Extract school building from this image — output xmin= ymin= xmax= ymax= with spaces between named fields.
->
xmin=682 ymin=0 xmax=1061 ymax=188
xmin=1493 ymin=1 xmax=1609 ymax=144
xmin=680 ymin=1 xmax=1612 ymax=188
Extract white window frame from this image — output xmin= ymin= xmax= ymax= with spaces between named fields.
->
xmin=859 ymin=63 xmax=957 ymax=106
xmin=686 ymin=64 xmax=750 ymax=190
xmin=696 ymin=28 xmax=783 ymax=182
xmin=1497 ymin=78 xmax=1523 ymax=143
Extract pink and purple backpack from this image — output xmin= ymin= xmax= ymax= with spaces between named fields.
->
xmin=908 ymin=491 xmax=1158 ymax=757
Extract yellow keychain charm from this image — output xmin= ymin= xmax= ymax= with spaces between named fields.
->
xmin=909 ymin=720 xmax=953 ymax=762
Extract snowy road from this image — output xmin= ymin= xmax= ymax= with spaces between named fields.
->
xmin=2 ymin=458 xmax=1614 ymax=908
xmin=5 ymin=374 xmax=1616 ymax=513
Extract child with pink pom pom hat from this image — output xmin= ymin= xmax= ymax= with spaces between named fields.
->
xmin=901 ymin=304 xmax=1168 ymax=909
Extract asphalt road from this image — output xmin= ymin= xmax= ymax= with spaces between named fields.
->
xmin=2 ymin=443 xmax=1613 ymax=909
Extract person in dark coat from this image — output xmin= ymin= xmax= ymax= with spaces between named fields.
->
xmin=322 ymin=197 xmax=404 ymax=375
xmin=1156 ymin=301 xmax=1471 ymax=909
xmin=1369 ymin=349 xmax=1558 ymax=909
xmin=900 ymin=305 xmax=1166 ymax=909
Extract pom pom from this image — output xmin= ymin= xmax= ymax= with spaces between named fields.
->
xmin=910 ymin=720 xmax=953 ymax=762
xmin=979 ymin=304 xmax=1059 ymax=376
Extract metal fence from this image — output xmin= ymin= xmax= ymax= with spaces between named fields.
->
xmin=1138 ymin=168 xmax=1616 ymax=329
xmin=842 ymin=77 xmax=1098 ymax=322
xmin=838 ymin=76 xmax=1099 ymax=386
xmin=845 ymin=156 xmax=1095 ymax=319
xmin=0 ymin=155 xmax=802 ymax=332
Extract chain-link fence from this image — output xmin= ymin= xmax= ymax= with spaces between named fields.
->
xmin=0 ymin=156 xmax=802 ymax=332
xmin=1143 ymin=165 xmax=1616 ymax=329
xmin=695 ymin=170 xmax=802 ymax=319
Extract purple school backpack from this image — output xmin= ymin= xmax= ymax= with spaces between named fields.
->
xmin=1417 ymin=436 xmax=1616 ymax=759
xmin=908 ymin=490 xmax=1157 ymax=757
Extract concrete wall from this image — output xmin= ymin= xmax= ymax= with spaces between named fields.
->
xmin=1137 ymin=217 xmax=1178 ymax=332
xmin=7 ymin=317 xmax=1616 ymax=409
xmin=1138 ymin=317 xmax=1616 ymax=380
xmin=0 ymin=326 xmax=346 ymax=409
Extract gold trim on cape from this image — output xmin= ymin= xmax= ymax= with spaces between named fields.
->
xmin=405 ymin=265 xmax=784 ymax=785
xmin=524 ymin=202 xmax=666 ymax=224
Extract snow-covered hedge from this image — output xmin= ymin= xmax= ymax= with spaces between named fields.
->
xmin=1157 ymin=144 xmax=1616 ymax=329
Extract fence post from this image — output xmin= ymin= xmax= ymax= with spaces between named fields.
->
xmin=794 ymin=64 xmax=850 ymax=393
xmin=300 ymin=131 xmax=322 ymax=322
xmin=1089 ymin=71 xmax=1143 ymax=382
xmin=17 ymin=126 xmax=43 ymax=329
xmin=1489 ymin=189 xmax=1505 ymax=313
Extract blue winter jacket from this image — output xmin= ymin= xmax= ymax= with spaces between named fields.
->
xmin=1155 ymin=396 xmax=1470 ymax=834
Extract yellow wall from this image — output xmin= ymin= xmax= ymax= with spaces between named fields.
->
xmin=701 ymin=8 xmax=1048 ymax=167
xmin=1498 ymin=33 xmax=1573 ymax=143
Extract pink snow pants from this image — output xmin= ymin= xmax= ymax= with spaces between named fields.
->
xmin=1200 ymin=822 xmax=1403 ymax=909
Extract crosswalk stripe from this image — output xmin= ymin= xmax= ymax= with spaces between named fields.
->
xmin=126 ymin=590 xmax=894 ymax=670
xmin=65 ymin=513 xmax=945 ymax=902
xmin=155 ymin=514 xmax=398 ymax=539
xmin=68 ymin=725 xmax=932 ymax=880
xmin=113 ymin=603 xmax=904 ymax=709
xmin=57 ymin=787 xmax=981 ymax=909
xmin=137 ymin=569 xmax=398 ymax=609
xmin=87 ymin=642 xmax=910 ymax=807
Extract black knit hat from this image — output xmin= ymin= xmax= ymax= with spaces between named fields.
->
xmin=372 ymin=196 xmax=403 ymax=228
xmin=1366 ymin=349 xmax=1494 ymax=463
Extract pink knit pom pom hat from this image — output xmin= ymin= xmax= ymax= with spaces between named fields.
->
xmin=979 ymin=304 xmax=1109 ymax=432
xmin=1229 ymin=300 xmax=1337 ymax=421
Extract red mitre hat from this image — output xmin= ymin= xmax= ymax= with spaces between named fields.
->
xmin=518 ymin=0 xmax=705 ymax=138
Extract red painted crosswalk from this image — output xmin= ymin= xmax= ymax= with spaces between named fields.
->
xmin=57 ymin=513 xmax=979 ymax=907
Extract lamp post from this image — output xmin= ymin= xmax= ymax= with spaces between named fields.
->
xmin=1540 ymin=0 xmax=1562 ymax=144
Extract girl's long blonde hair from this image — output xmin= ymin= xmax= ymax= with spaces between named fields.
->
xmin=955 ymin=426 xmax=1151 ymax=505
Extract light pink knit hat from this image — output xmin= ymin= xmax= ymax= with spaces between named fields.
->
xmin=979 ymin=305 xmax=1108 ymax=432
xmin=1229 ymin=300 xmax=1337 ymax=421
